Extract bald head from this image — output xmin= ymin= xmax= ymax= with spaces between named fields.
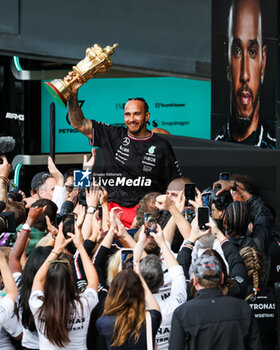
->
xmin=166 ymin=177 xmax=193 ymax=203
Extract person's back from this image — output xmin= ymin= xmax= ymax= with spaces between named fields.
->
xmin=169 ymin=255 xmax=262 ymax=350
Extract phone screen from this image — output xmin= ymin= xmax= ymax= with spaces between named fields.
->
xmin=121 ymin=249 xmax=134 ymax=270
xmin=144 ymin=213 xmax=157 ymax=237
xmin=202 ymin=192 xmax=211 ymax=207
xmin=219 ymin=172 xmax=231 ymax=181
xmin=198 ymin=207 xmax=209 ymax=230
xmin=185 ymin=183 xmax=196 ymax=206
xmin=62 ymin=214 xmax=75 ymax=237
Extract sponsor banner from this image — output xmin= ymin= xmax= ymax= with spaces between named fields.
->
xmin=41 ymin=77 xmax=210 ymax=153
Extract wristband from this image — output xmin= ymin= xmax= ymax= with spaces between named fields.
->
xmin=87 ymin=206 xmax=96 ymax=214
xmin=183 ymin=239 xmax=195 ymax=247
xmin=183 ymin=243 xmax=194 ymax=250
xmin=240 ymin=190 xmax=247 ymax=199
xmin=22 ymin=223 xmax=31 ymax=231
xmin=51 ymin=250 xmax=59 ymax=256
xmin=232 ymin=181 xmax=238 ymax=191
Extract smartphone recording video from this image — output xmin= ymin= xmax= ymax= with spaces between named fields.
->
xmin=144 ymin=213 xmax=157 ymax=237
xmin=219 ymin=172 xmax=231 ymax=181
xmin=62 ymin=213 xmax=75 ymax=237
xmin=121 ymin=249 xmax=134 ymax=270
xmin=198 ymin=206 xmax=209 ymax=230
xmin=185 ymin=183 xmax=196 ymax=206
xmin=202 ymin=191 xmax=211 ymax=207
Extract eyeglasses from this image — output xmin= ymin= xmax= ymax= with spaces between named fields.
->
xmin=65 ymin=185 xmax=74 ymax=193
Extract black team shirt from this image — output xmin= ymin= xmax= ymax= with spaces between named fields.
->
xmin=90 ymin=120 xmax=182 ymax=207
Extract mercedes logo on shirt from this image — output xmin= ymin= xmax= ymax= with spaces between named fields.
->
xmin=123 ymin=137 xmax=130 ymax=146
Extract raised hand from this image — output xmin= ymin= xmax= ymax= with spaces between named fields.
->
xmin=155 ymin=194 xmax=173 ymax=211
xmin=54 ymin=223 xmax=73 ymax=253
xmin=48 ymin=156 xmax=63 ymax=186
xmin=64 ymin=71 xmax=83 ymax=94
xmin=83 ymin=148 xmax=96 ymax=170
xmin=26 ymin=206 xmax=46 ymax=226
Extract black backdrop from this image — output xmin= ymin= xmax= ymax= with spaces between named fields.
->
xmin=0 ymin=0 xmax=211 ymax=78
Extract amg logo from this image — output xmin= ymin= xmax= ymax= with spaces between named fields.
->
xmin=6 ymin=112 xmax=24 ymax=121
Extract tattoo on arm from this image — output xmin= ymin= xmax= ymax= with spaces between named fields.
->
xmin=68 ymin=94 xmax=92 ymax=138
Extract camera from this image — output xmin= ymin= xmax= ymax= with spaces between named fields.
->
xmin=0 ymin=212 xmax=16 ymax=247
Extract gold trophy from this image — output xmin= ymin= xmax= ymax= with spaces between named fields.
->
xmin=44 ymin=43 xmax=118 ymax=107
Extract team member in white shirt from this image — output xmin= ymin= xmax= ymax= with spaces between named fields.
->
xmin=137 ymin=225 xmax=187 ymax=349
xmin=0 ymin=251 xmax=18 ymax=335
xmin=29 ymin=222 xmax=99 ymax=350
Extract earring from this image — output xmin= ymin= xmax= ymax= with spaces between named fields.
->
xmin=261 ymin=75 xmax=264 ymax=84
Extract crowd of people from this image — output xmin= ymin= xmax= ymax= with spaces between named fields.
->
xmin=0 ymin=144 xmax=278 ymax=350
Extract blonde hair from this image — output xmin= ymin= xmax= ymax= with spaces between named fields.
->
xmin=104 ymin=269 xmax=146 ymax=347
xmin=107 ymin=250 xmax=121 ymax=286
xmin=240 ymin=247 xmax=265 ymax=300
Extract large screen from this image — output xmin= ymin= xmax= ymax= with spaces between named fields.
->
xmin=211 ymin=0 xmax=278 ymax=149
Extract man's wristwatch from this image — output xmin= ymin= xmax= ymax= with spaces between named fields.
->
xmin=87 ymin=206 xmax=96 ymax=214
xmin=22 ymin=223 xmax=31 ymax=231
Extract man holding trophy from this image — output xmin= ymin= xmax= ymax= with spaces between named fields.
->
xmin=49 ymin=43 xmax=181 ymax=227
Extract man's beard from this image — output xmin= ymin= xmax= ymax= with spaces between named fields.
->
xmin=230 ymin=79 xmax=261 ymax=135
xmin=127 ymin=119 xmax=146 ymax=136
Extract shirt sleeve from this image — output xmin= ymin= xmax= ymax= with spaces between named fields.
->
xmin=168 ymin=265 xmax=187 ymax=307
xmin=247 ymin=195 xmax=273 ymax=253
xmin=177 ymin=246 xmax=193 ymax=279
xmin=89 ymin=120 xmax=122 ymax=148
xmin=0 ymin=296 xmax=15 ymax=326
xmin=28 ymin=290 xmax=44 ymax=316
xmin=12 ymin=272 xmax=22 ymax=287
xmin=221 ymin=240 xmax=248 ymax=298
xmin=3 ymin=312 xmax=23 ymax=337
xmin=165 ymin=141 xmax=182 ymax=182
xmin=52 ymin=186 xmax=66 ymax=213
xmin=80 ymin=287 xmax=99 ymax=312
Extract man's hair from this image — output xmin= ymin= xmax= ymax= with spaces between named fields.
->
xmin=228 ymin=0 xmax=263 ymax=65
xmin=230 ymin=174 xmax=259 ymax=195
xmin=140 ymin=254 xmax=163 ymax=293
xmin=196 ymin=270 xmax=222 ymax=288
xmin=31 ymin=172 xmax=52 ymax=193
xmin=225 ymin=201 xmax=249 ymax=237
xmin=135 ymin=192 xmax=160 ymax=226
xmin=63 ymin=168 xmax=76 ymax=183
xmin=126 ymin=98 xmax=149 ymax=113
xmin=30 ymin=199 xmax=57 ymax=232
xmin=6 ymin=201 xmax=26 ymax=226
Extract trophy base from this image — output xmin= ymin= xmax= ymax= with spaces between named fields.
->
xmin=44 ymin=82 xmax=67 ymax=108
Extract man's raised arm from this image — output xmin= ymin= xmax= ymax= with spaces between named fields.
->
xmin=67 ymin=73 xmax=93 ymax=139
